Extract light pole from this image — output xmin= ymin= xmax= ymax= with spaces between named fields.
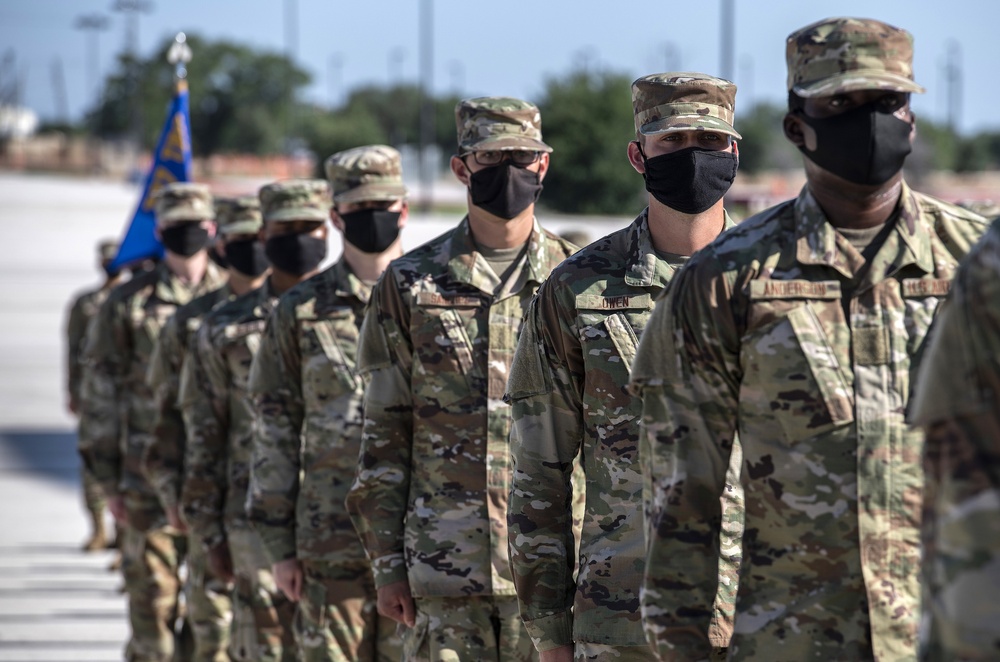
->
xmin=111 ymin=0 xmax=153 ymax=157
xmin=418 ymin=0 xmax=434 ymax=212
xmin=719 ymin=0 xmax=734 ymax=82
xmin=74 ymin=13 xmax=110 ymax=110
xmin=284 ymin=0 xmax=299 ymax=148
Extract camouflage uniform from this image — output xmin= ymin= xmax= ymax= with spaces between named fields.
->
xmin=506 ymin=74 xmax=744 ymax=661
xmin=629 ymin=19 xmax=990 ymax=662
xmin=346 ymin=98 xmax=576 ymax=662
xmin=144 ymin=197 xmax=263 ymax=662
xmin=910 ymin=218 xmax=1000 ymax=660
xmin=181 ymin=181 xmax=329 ymax=662
xmin=68 ymin=239 xmax=119 ymax=544
xmin=246 ymin=147 xmax=407 ymax=662
xmin=80 ymin=183 xmax=225 ymax=661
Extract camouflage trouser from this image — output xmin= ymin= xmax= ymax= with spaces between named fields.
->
xmin=186 ymin=537 xmax=233 ymax=661
xmin=81 ymin=466 xmax=106 ymax=515
xmin=121 ymin=524 xmax=186 ymax=662
xmin=228 ymin=527 xmax=296 ymax=662
xmin=296 ymin=560 xmax=401 ymax=662
xmin=403 ymin=595 xmax=535 ymax=661
xmin=573 ymin=642 xmax=658 ymax=660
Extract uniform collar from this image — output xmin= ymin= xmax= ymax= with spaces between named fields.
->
xmin=624 ymin=207 xmax=735 ymax=288
xmin=447 ymin=216 xmax=549 ymax=297
xmin=793 ymin=180 xmax=934 ymax=281
xmin=155 ymin=260 xmax=227 ymax=305
xmin=331 ymin=258 xmax=373 ymax=304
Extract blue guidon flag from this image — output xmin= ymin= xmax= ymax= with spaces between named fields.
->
xmin=108 ymin=80 xmax=193 ymax=270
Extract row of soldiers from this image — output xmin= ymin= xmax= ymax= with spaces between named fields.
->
xmin=63 ymin=14 xmax=998 ymax=662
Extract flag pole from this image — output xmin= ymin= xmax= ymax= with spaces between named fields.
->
xmin=167 ymin=32 xmax=191 ymax=91
xmin=108 ymin=33 xmax=195 ymax=270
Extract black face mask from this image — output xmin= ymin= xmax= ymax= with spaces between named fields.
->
xmin=796 ymin=101 xmax=913 ymax=185
xmin=208 ymin=245 xmax=229 ymax=269
xmin=160 ymin=224 xmax=210 ymax=257
xmin=264 ymin=233 xmax=327 ymax=276
xmin=469 ymin=163 xmax=543 ymax=220
xmin=225 ymin=238 xmax=269 ymax=277
xmin=340 ymin=209 xmax=402 ymax=254
xmin=640 ymin=145 xmax=739 ymax=214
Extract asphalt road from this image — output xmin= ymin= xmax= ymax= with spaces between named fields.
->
xmin=0 ymin=171 xmax=631 ymax=661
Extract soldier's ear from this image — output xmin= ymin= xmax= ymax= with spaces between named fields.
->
xmin=397 ymin=200 xmax=410 ymax=227
xmin=627 ymin=141 xmax=646 ymax=175
xmin=535 ymin=152 xmax=550 ymax=183
xmin=783 ymin=113 xmax=806 ymax=148
xmin=450 ymin=155 xmax=471 ymax=186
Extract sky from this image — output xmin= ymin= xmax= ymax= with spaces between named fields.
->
xmin=2 ymin=0 xmax=998 ymax=134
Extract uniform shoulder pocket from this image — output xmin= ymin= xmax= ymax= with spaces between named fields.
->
xmin=603 ymin=313 xmax=640 ymax=375
xmin=306 ymin=321 xmax=366 ymax=391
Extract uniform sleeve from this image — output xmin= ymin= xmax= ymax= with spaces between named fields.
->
xmin=505 ymin=284 xmax=583 ymax=651
xmin=180 ymin=324 xmax=230 ymax=548
xmin=345 ymin=273 xmax=414 ymax=589
xmin=79 ymin=295 xmax=128 ymax=496
xmin=66 ymin=295 xmax=88 ymax=403
xmin=630 ymin=257 xmax=742 ymax=661
xmin=143 ymin=315 xmax=185 ymax=510
xmin=246 ymin=301 xmax=304 ymax=566
xmin=914 ymin=228 xmax=1000 ymax=658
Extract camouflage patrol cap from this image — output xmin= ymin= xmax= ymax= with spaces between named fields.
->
xmin=154 ymin=182 xmax=215 ymax=225
xmin=632 ymin=72 xmax=741 ymax=139
xmin=455 ymin=97 xmax=552 ymax=153
xmin=258 ymin=179 xmax=331 ymax=223
xmin=98 ymin=240 xmax=119 ymax=262
xmin=215 ymin=195 xmax=263 ymax=236
xmin=324 ymin=145 xmax=408 ymax=204
xmin=786 ymin=17 xmax=925 ymax=98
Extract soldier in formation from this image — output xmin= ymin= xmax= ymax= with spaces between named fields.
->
xmin=505 ymin=72 xmax=744 ymax=662
xmin=246 ymin=145 xmax=408 ymax=661
xmin=180 ymin=180 xmax=337 ymax=661
xmin=345 ymin=97 xmax=577 ymax=661
xmin=81 ymin=182 xmax=226 ymax=661
xmin=629 ymin=16 xmax=989 ymax=661
xmin=145 ymin=195 xmax=269 ymax=661
xmin=910 ymin=216 xmax=1000 ymax=661
xmin=67 ymin=239 xmax=123 ymax=552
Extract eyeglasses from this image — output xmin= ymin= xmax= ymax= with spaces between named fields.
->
xmin=465 ymin=150 xmax=541 ymax=167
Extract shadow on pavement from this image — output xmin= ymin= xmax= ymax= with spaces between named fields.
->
xmin=0 ymin=428 xmax=80 ymax=485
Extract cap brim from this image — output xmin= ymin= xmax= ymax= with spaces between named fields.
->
xmin=334 ymin=183 xmax=409 ymax=204
xmin=219 ymin=220 xmax=262 ymax=236
xmin=794 ymin=70 xmax=925 ymax=98
xmin=264 ymin=209 xmax=329 ymax=223
xmin=639 ymin=115 xmax=742 ymax=140
xmin=464 ymin=135 xmax=553 ymax=153
xmin=157 ymin=211 xmax=214 ymax=225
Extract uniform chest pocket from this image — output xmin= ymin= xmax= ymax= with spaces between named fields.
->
xmin=223 ymin=323 xmax=265 ymax=391
xmin=742 ymin=301 xmax=854 ymax=443
xmin=412 ymin=296 xmax=483 ymax=410
xmin=132 ymin=306 xmax=173 ymax=358
xmin=576 ymin=294 xmax=651 ymax=376
xmin=301 ymin=318 xmax=358 ymax=401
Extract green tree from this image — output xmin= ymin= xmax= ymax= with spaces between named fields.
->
xmin=300 ymin=104 xmax=387 ymax=178
xmin=538 ymin=69 xmax=644 ymax=215
xmin=87 ymin=34 xmax=310 ymax=156
xmin=733 ymin=102 xmax=801 ymax=173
